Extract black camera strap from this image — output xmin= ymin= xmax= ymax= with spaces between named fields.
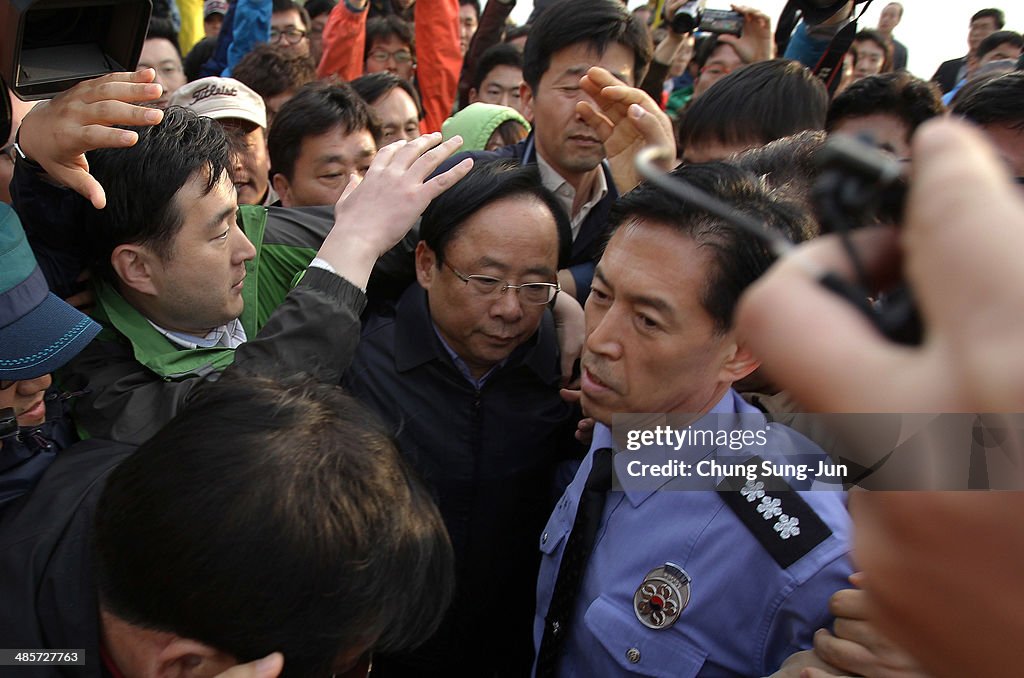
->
xmin=811 ymin=0 xmax=876 ymax=96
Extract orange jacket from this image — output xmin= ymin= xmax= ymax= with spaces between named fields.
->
xmin=317 ymin=0 xmax=460 ymax=134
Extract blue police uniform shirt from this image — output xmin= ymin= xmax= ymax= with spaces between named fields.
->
xmin=532 ymin=389 xmax=853 ymax=677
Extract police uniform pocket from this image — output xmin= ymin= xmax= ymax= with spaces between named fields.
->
xmin=583 ymin=595 xmax=707 ymax=677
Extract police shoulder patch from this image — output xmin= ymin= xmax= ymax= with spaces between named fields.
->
xmin=717 ymin=456 xmax=832 ymax=569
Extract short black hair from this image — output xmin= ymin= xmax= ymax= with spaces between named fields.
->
xmin=85 ymin=107 xmax=230 ymax=283
xmin=522 ymin=0 xmax=652 ymax=91
xmin=146 ymin=16 xmax=181 ymax=56
xmin=365 ymin=15 xmax=415 ymax=61
xmin=231 ymin=44 xmax=317 ymax=101
xmin=609 ymin=162 xmax=810 ymax=333
xmin=94 ymin=373 xmax=453 ymax=678
xmin=827 ymin=71 xmax=944 ymax=140
xmin=472 ymin=43 xmax=523 ymax=93
xmin=268 ymin=81 xmax=377 ymax=180
xmin=732 ymin=130 xmax=827 ymax=236
xmin=504 ymin=24 xmax=530 ymax=45
xmin=852 ymin=29 xmax=893 ymax=73
xmin=272 ymin=0 xmax=311 ymax=31
xmin=953 ymin=71 xmax=1024 ymax=131
xmin=678 ymin=59 xmax=827 ymax=156
xmin=305 ymin=0 xmax=336 ymax=20
xmin=691 ymin=34 xmax=724 ymax=70
xmin=420 ymin=161 xmax=571 ymax=270
xmin=458 ymin=0 xmax=480 ymax=20
xmin=976 ymin=30 xmax=1023 ymax=61
xmin=350 ymin=71 xmax=424 ymax=119
xmin=490 ymin=118 xmax=530 ymax=148
xmin=971 ymin=8 xmax=1005 ymax=29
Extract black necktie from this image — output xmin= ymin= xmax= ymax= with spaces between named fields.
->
xmin=535 ymin=447 xmax=613 ymax=677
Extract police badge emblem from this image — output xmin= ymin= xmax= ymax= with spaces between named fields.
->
xmin=633 ymin=562 xmax=691 ymax=629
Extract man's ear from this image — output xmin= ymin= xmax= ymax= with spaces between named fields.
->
xmin=519 ymin=82 xmax=535 ymax=123
xmin=414 ymin=240 xmax=437 ymax=289
xmin=468 ymin=86 xmax=479 ymax=104
xmin=271 ymin=173 xmax=291 ymax=207
xmin=719 ymin=337 xmax=760 ymax=384
xmin=154 ymin=637 xmax=234 ymax=678
xmin=110 ymin=244 xmax=159 ymax=297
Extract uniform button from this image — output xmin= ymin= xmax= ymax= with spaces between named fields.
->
xmin=551 ymin=621 xmax=561 ymax=636
xmin=626 ymin=648 xmax=641 ymax=664
xmin=542 ymin=532 xmax=549 ymax=545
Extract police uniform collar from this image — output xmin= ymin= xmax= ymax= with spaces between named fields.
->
xmin=614 ymin=391 xmax=755 ymax=508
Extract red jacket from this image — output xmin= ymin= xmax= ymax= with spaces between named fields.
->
xmin=317 ymin=0 xmax=461 ymax=134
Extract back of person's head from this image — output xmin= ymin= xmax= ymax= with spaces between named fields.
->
xmin=94 ymin=373 xmax=453 ymax=677
xmin=610 ymin=163 xmax=810 ymax=333
xmin=972 ymin=8 xmax=1006 ymax=29
xmin=85 ymin=107 xmax=229 ymax=283
xmin=678 ymin=59 xmax=828 ymax=162
xmin=732 ymin=130 xmax=827 ymax=236
xmin=976 ymin=30 xmax=1023 ymax=62
xmin=268 ymin=82 xmax=376 ymax=181
xmin=420 ymin=161 xmax=571 ymax=269
xmin=827 ymin=71 xmax=944 ymax=137
xmin=522 ymin=0 xmax=652 ymax=90
xmin=350 ymin=71 xmax=423 ymax=115
xmin=472 ymin=43 xmax=524 ymax=93
xmin=953 ymin=71 xmax=1024 ymax=129
xmin=365 ymin=14 xmax=415 ymax=57
xmin=231 ymin=44 xmax=317 ymax=101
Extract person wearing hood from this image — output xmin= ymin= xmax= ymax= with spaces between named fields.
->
xmin=442 ymin=102 xmax=530 ymax=152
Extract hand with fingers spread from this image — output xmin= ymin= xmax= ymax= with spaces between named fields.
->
xmin=577 ymin=67 xmax=675 ymax=194
xmin=717 ymin=4 xmax=775 ymax=64
xmin=16 ymin=70 xmax=165 ymax=209
xmin=318 ymin=133 xmax=473 ymax=290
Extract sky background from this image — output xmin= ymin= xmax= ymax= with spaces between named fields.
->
xmin=484 ymin=0 xmax=1023 ymax=80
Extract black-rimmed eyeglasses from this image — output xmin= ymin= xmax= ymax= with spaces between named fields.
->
xmin=270 ymin=27 xmax=308 ymax=44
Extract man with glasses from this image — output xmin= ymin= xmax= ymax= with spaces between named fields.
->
xmin=318 ymin=2 xmax=461 ymax=133
xmin=270 ymin=0 xmax=312 ymax=59
xmin=363 ymin=15 xmax=416 ymax=83
xmin=343 ymin=161 xmax=582 ymax=678
xmin=138 ymin=19 xmax=188 ymax=109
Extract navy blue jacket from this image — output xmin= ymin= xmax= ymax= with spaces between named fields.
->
xmin=343 ymin=284 xmax=583 ymax=677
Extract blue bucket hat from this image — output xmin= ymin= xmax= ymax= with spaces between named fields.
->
xmin=0 ymin=203 xmax=101 ymax=381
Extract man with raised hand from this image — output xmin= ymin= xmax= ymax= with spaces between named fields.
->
xmin=10 ymin=69 xmax=471 ymax=445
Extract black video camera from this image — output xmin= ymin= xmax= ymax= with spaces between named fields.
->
xmin=671 ymin=0 xmax=744 ymax=36
xmin=0 ymin=0 xmax=152 ymax=100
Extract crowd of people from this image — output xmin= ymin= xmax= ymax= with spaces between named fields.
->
xmin=1 ymin=0 xmax=1023 ymax=676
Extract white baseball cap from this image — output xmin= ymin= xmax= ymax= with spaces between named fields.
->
xmin=168 ymin=77 xmax=267 ymax=129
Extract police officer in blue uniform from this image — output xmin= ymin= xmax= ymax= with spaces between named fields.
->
xmin=532 ymin=163 xmax=853 ymax=677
